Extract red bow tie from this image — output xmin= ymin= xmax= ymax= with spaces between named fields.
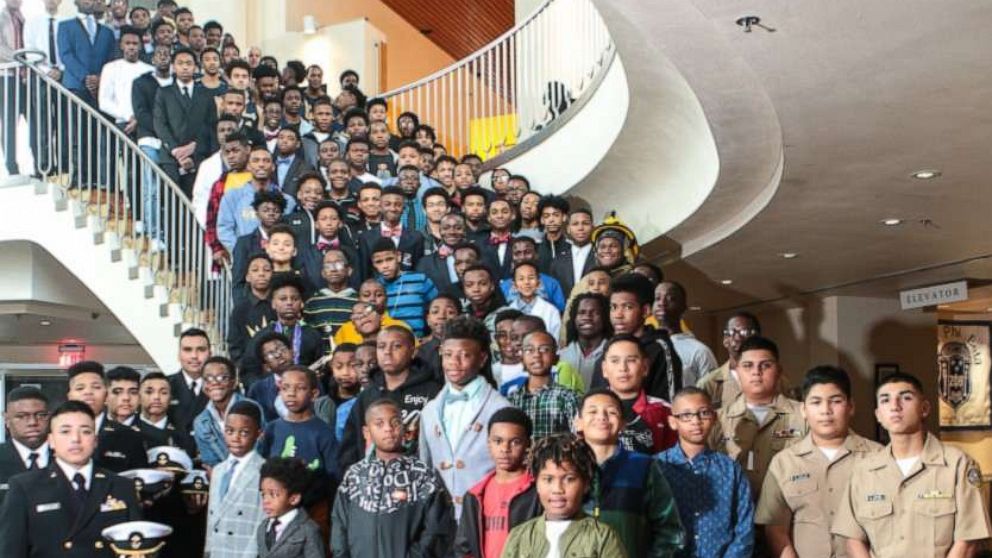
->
xmin=438 ymin=245 xmax=453 ymax=258
xmin=489 ymin=233 xmax=511 ymax=246
xmin=382 ymin=224 xmax=403 ymax=238
xmin=317 ymin=238 xmax=339 ymax=251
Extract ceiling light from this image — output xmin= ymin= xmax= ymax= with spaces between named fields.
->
xmin=720 ymin=279 xmax=733 ymax=285
xmin=880 ymin=218 xmax=902 ymax=226
xmin=39 ymin=319 xmax=52 ymax=326
xmin=302 ymin=15 xmax=318 ymax=34
xmin=911 ymin=169 xmax=941 ymax=180
xmin=780 ymin=252 xmax=798 ymax=259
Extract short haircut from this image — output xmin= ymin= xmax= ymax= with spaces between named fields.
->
xmin=510 ymin=235 xmax=537 ymax=250
xmin=203 ymin=20 xmax=222 ymax=33
xmin=259 ymin=457 xmax=310 ymax=496
xmin=442 ymin=315 xmax=491 ymax=353
xmin=580 ymin=387 xmax=623 ymax=413
xmin=173 ymin=7 xmax=192 ymax=17
xmin=246 ymin=253 xmax=273 ymax=269
xmin=223 ymin=130 xmax=249 ymax=147
xmin=228 ymin=400 xmax=261 ymax=427
xmin=434 ymin=154 xmax=457 ymax=168
xmin=462 ymin=263 xmax=495 ymax=281
xmin=280 ymin=85 xmax=303 ymax=103
xmin=603 ymin=333 xmax=645 ymax=356
xmin=672 ymin=386 xmax=712 ymax=406
xmin=333 ymin=343 xmax=359 ymax=356
xmin=225 ymin=59 xmax=250 ymax=77
xmin=366 ymin=97 xmax=387 ymax=110
xmin=512 ymin=260 xmax=540 ymax=278
xmin=397 ymin=139 xmax=421 ymax=153
xmin=802 ymin=365 xmax=852 ymax=400
xmin=252 ymin=63 xmax=279 ymax=81
xmin=346 ymin=137 xmax=371 ymax=152
xmin=514 ymin=314 xmax=547 ymax=333
xmin=527 ymin=433 xmax=596 ymax=484
xmin=202 ymin=355 xmax=236 ymax=379
xmin=51 ymin=400 xmax=96 ymax=421
xmin=343 ymin=107 xmax=369 ymax=126
xmin=371 ymin=237 xmax=398 ymax=255
xmin=569 ymin=207 xmax=593 ymax=220
xmin=633 ymin=261 xmax=664 ymax=284
xmin=421 ymin=187 xmax=449 ymax=207
xmin=277 ymin=126 xmax=302 ymax=142
xmin=508 ymin=174 xmax=530 ymax=189
xmin=414 ymin=124 xmax=436 ymax=141
xmin=565 ymin=292 xmax=612 ymax=345
xmin=118 ymin=25 xmax=143 ymax=42
xmin=150 ymin=18 xmax=174 ymax=36
xmin=494 ymin=308 xmax=524 ymax=327
xmin=365 ymin=398 xmax=401 ymax=422
xmin=726 ymin=311 xmax=761 ymax=334
xmin=140 ymin=371 xmax=170 ymax=385
xmin=285 ymin=60 xmax=306 ymax=83
xmin=610 ymin=273 xmax=654 ymax=307
xmin=380 ymin=324 xmax=416 ymax=347
xmin=171 ymin=47 xmax=196 ymax=63
xmin=6 ymin=386 xmax=48 ymax=406
xmin=739 ymin=336 xmax=779 ymax=360
xmin=358 ymin=182 xmax=381 ymax=195
xmin=268 ymin=223 xmax=296 ymax=242
xmin=106 ymin=366 xmax=141 ymax=384
xmin=876 ymin=371 xmax=925 ymax=396
xmin=279 ymin=364 xmax=319 ymax=390
xmin=488 ymin=406 xmax=533 ymax=438
xmin=538 ymin=195 xmax=569 ymax=215
xmin=180 ymin=327 xmax=211 ymax=346
xmin=67 ymin=360 xmax=105 ymax=381
xmin=296 ymin=170 xmax=327 ymax=191
xmin=452 ymin=242 xmax=481 ymax=259
xmin=381 ymin=185 xmax=405 ymax=198
xmin=461 ymin=153 xmax=483 ymax=164
xmin=252 ymin=190 xmax=287 ymax=212
xmin=254 ymin=332 xmax=291 ymax=363
xmin=216 ymin=114 xmax=239 ymax=127
xmin=269 ymin=273 xmax=305 ymax=296
xmin=129 ymin=7 xmax=150 ymax=19
xmin=462 ymin=186 xmax=488 ymax=203
xmin=339 ymin=69 xmax=359 ymax=84
xmin=313 ymin=200 xmax=343 ymax=220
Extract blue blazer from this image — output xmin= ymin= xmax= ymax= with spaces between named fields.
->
xmin=57 ymin=17 xmax=114 ymax=95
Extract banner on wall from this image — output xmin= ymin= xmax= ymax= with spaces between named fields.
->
xmin=937 ymin=320 xmax=992 ymax=430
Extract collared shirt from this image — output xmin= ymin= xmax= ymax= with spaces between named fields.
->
xmin=756 ymin=432 xmax=882 ymax=558
xmin=559 ymin=340 xmax=605 ymax=391
xmin=224 ymin=450 xmax=257 ymax=490
xmin=119 ymin=415 xmax=136 ymax=427
xmin=98 ymin=58 xmax=153 ymax=123
xmin=55 ymin=457 xmax=93 ymax=490
xmin=669 ymin=332 xmax=718 ymax=388
xmin=832 ymin=433 xmax=992 ymax=558
xmin=12 ymin=439 xmax=50 ymax=470
xmin=216 ymin=182 xmax=297 ymax=251
xmin=570 ymin=242 xmax=592 ymax=285
xmin=441 ymin=376 xmax=486 ymax=449
xmin=270 ymin=508 xmax=298 ymax=542
xmin=23 ymin=13 xmax=62 ymax=71
xmin=95 ymin=411 xmax=106 ymax=432
xmin=506 ymin=381 xmax=580 ymax=440
xmin=275 ymin=154 xmax=295 ymax=188
xmin=657 ymin=445 xmax=754 ymax=558
xmin=181 ymin=370 xmax=202 ymax=396
xmin=696 ymin=361 xmax=741 ymax=410
xmin=140 ymin=415 xmax=169 ymax=430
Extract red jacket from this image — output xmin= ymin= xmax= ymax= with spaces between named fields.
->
xmin=632 ymin=390 xmax=678 ymax=452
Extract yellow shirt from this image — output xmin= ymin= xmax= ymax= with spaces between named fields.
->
xmin=224 ymin=171 xmax=252 ymax=192
xmin=332 ymin=313 xmax=410 ymax=347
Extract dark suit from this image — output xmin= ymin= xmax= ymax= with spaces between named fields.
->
xmin=473 ymin=232 xmax=513 ymax=281
xmin=230 ymin=230 xmax=323 ymax=303
xmin=272 ymin=151 xmax=314 ymax=198
xmin=549 ymin=243 xmax=596 ymax=296
xmin=166 ymin=373 xmax=208 ymax=437
xmin=256 ymin=508 xmax=325 ymax=558
xmin=0 ymin=465 xmax=141 ymax=558
xmin=356 ymin=225 xmax=424 ymax=282
xmin=131 ymin=72 xmax=163 ymax=143
xmin=153 ymin=81 xmax=218 ymax=196
xmin=537 ymin=235 xmax=569 ymax=275
xmin=239 ymin=321 xmax=326 ymax=383
xmin=415 ymin=252 xmax=455 ymax=292
xmin=0 ymin=442 xmax=47 ymax=506
xmin=95 ymin=417 xmax=147 ymax=473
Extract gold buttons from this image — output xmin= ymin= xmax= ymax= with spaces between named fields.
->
xmin=454 ymin=460 xmax=465 ymax=469
xmin=63 ymin=541 xmax=73 ymax=550
xmin=94 ymin=541 xmax=104 ymax=549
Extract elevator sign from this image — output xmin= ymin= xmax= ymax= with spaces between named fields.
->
xmin=900 ymin=281 xmax=968 ymax=310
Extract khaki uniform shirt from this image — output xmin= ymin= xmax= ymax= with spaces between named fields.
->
xmin=710 ymin=393 xmax=808 ymax=495
xmin=831 ymin=433 xmax=991 ymax=558
xmin=697 ymin=361 xmax=741 ymax=410
xmin=755 ymin=432 xmax=883 ymax=557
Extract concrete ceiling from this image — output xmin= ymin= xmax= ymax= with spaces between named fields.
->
xmin=603 ymin=0 xmax=992 ymax=312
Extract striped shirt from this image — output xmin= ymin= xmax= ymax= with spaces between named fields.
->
xmin=380 ymin=272 xmax=438 ymax=337
xmin=304 ymin=287 xmax=358 ymax=342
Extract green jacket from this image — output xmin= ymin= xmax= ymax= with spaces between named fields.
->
xmin=501 ymin=514 xmax=627 ymax=558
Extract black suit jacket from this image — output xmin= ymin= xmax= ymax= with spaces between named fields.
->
xmin=472 ymin=231 xmax=513 ymax=281
xmin=415 ymin=252 xmax=455 ymax=292
xmin=0 ymin=465 xmax=141 ymax=558
xmin=95 ymin=418 xmax=147 ymax=473
xmin=537 ymin=235 xmax=569 ymax=274
xmin=166 ymin=374 xmax=208 ymax=436
xmin=239 ymin=322 xmax=326 ymax=381
xmin=549 ymin=243 xmax=596 ymax=296
xmin=273 ymin=151 xmax=315 ymax=198
xmin=153 ymin=82 xmax=218 ymax=160
xmin=0 ymin=442 xmax=34 ymax=506
xmin=231 ymin=231 xmax=324 ymax=303
xmin=356 ymin=226 xmax=425 ymax=282
xmin=132 ymin=72 xmax=163 ymax=141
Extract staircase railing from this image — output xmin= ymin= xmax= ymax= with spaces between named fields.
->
xmin=380 ymin=0 xmax=615 ymax=165
xmin=1 ymin=51 xmax=231 ymax=354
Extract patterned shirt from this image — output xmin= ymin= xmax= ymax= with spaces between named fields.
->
xmin=656 ymin=445 xmax=754 ymax=558
xmin=338 ymin=455 xmax=443 ymax=514
xmin=506 ymin=382 xmax=580 ymax=440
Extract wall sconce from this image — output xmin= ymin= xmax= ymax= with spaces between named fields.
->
xmin=303 ymin=15 xmax=318 ymax=34
xmin=58 ymin=341 xmax=86 ymax=368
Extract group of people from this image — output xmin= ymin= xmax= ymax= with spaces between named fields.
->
xmin=1 ymin=1 xmax=991 ymax=557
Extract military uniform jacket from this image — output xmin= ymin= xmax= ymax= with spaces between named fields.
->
xmin=0 ymin=442 xmax=47 ymax=506
xmin=710 ymin=393 xmax=808 ymax=496
xmin=96 ymin=417 xmax=147 ymax=473
xmin=831 ymin=433 xmax=992 ymax=558
xmin=0 ymin=465 xmax=141 ymax=558
xmin=756 ymin=432 xmax=882 ymax=557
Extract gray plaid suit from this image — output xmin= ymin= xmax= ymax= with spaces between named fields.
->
xmin=204 ymin=451 xmax=265 ymax=558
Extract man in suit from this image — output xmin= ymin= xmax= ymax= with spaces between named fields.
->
xmin=64 ymin=361 xmax=146 ymax=473
xmin=474 ymin=198 xmax=516 ymax=281
xmin=153 ymin=47 xmax=217 ymax=197
xmin=0 ymin=387 xmax=51 ymax=506
xmin=550 ymin=207 xmax=596 ymax=296
xmin=356 ymin=185 xmax=424 ymax=282
xmin=23 ymin=0 xmax=68 ymax=176
xmin=0 ymin=400 xmax=142 ymax=558
xmin=1 ymin=0 xmax=27 ymax=176
xmin=271 ymin=127 xmax=314 ymax=198
xmin=131 ymin=42 xmax=172 ymax=241
xmin=168 ymin=328 xmax=211 ymax=436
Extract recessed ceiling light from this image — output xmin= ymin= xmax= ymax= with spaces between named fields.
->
xmin=780 ymin=252 xmax=798 ymax=259
xmin=880 ymin=218 xmax=903 ymax=226
xmin=911 ymin=169 xmax=941 ymax=180
xmin=720 ymin=279 xmax=733 ymax=285
xmin=39 ymin=319 xmax=52 ymax=326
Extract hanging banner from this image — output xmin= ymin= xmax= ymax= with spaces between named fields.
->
xmin=938 ymin=321 xmax=992 ymax=430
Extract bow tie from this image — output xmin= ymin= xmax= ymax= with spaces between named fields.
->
xmin=382 ymin=224 xmax=402 ymax=238
xmin=438 ymin=244 xmax=454 ymax=258
xmin=317 ymin=238 xmax=339 ymax=251
xmin=264 ymin=129 xmax=280 ymax=141
xmin=445 ymin=390 xmax=471 ymax=404
xmin=489 ymin=233 xmax=511 ymax=246
xmin=259 ymin=238 xmax=268 ymax=249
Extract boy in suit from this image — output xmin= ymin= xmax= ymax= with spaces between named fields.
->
xmin=204 ymin=401 xmax=266 ymax=558
xmin=257 ymin=457 xmax=327 ymax=558
xmin=0 ymin=387 xmax=51 ymax=506
xmin=0 ymin=400 xmax=142 ymax=557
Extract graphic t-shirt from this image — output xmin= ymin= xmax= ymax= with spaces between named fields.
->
xmin=482 ymin=474 xmax=531 ymax=558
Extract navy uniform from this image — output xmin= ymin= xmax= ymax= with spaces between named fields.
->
xmin=0 ymin=465 xmax=141 ymax=557
xmin=0 ymin=442 xmax=50 ymax=506
xmin=136 ymin=418 xmax=198 ymax=459
xmin=95 ymin=414 xmax=147 ymax=473
xmin=167 ymin=373 xmax=209 ymax=436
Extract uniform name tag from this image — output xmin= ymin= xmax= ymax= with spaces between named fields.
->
xmin=747 ymin=451 xmax=755 ymax=471
xmin=0 ymin=483 xmax=8 ymax=490
xmin=866 ymin=493 xmax=887 ymax=502
xmin=170 ymin=399 xmax=180 ymax=406
xmin=773 ymin=428 xmax=801 ymax=439
xmin=919 ymin=490 xmax=952 ymax=500
xmin=36 ymin=502 xmax=61 ymax=513
xmin=790 ymin=473 xmax=811 ymax=483
xmin=103 ymin=451 xmax=126 ymax=459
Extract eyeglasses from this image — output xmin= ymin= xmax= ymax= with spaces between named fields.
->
xmin=673 ymin=409 xmax=716 ymax=423
xmin=264 ymin=347 xmax=288 ymax=359
xmin=204 ymin=374 xmax=232 ymax=384
xmin=323 ymin=263 xmax=347 ymax=271
xmin=522 ymin=346 xmax=556 ymax=355
xmin=724 ymin=328 xmax=758 ymax=338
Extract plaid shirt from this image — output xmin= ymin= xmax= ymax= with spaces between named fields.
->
xmin=507 ymin=382 xmax=580 ymax=440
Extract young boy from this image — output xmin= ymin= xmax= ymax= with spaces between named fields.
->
xmin=229 ymin=253 xmax=276 ymax=363
xmin=419 ymin=316 xmax=511 ymax=519
xmin=246 ymin=332 xmax=294 ymax=420
xmin=506 ymin=331 xmax=580 ymax=440
xmin=333 ymin=278 xmax=410 ymax=346
xmin=314 ymin=343 xmax=360 ymax=441
xmin=478 ymin=199 xmax=516 ymax=280
xmin=137 ymin=372 xmax=198 ymax=456
xmin=204 ymin=401 xmax=267 ymax=558
xmin=455 ymin=408 xmax=542 ymax=558
xmin=369 ymin=237 xmax=438 ymax=337
xmin=257 ymin=457 xmax=327 ymax=558
xmin=508 ymin=261 xmax=562 ymax=344
xmin=304 ymin=248 xmax=359 ymax=345
xmin=657 ymin=388 xmax=754 ymax=557
xmin=331 ymin=399 xmax=454 ymax=557
xmin=575 ymin=388 xmax=684 ymax=557
xmin=501 ymin=433 xmax=626 ymax=557
xmin=600 ymin=335 xmax=677 ymax=454
xmin=0 ymin=401 xmax=141 ymax=558
xmin=756 ymin=366 xmax=881 ymax=558
xmin=242 ymin=275 xmax=326 ymax=380
xmin=832 ymin=372 xmax=990 ymax=558
xmin=194 ymin=356 xmax=264 ymax=467
xmin=491 ymin=309 xmax=524 ymax=388
xmin=353 ymin=341 xmax=378 ymax=387
xmin=106 ymin=365 xmax=141 ymax=426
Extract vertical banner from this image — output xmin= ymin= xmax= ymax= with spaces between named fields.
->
xmin=938 ymin=321 xmax=992 ymax=430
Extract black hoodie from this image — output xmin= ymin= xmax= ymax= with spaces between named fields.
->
xmin=337 ymin=357 xmax=443 ymax=472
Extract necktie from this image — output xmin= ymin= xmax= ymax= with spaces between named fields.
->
xmin=27 ymin=452 xmax=39 ymax=470
xmin=48 ymin=18 xmax=56 ymax=65
xmin=218 ymin=459 xmax=237 ymax=500
xmin=265 ymin=519 xmax=280 ymax=548
xmin=72 ymin=472 xmax=87 ymax=502
xmin=85 ymin=15 xmax=96 ymax=42
xmin=190 ymin=379 xmax=199 ymax=396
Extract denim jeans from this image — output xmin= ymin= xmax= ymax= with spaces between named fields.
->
xmin=139 ymin=145 xmax=161 ymax=241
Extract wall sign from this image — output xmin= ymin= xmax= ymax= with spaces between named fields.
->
xmin=937 ymin=320 xmax=991 ymax=430
xmin=900 ymin=280 xmax=968 ymax=310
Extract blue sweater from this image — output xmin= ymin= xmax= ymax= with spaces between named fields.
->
xmin=258 ymin=416 xmax=340 ymax=484
xmin=380 ymin=272 xmax=438 ymax=337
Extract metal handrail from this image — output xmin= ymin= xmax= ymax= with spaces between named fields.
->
xmin=379 ymin=0 xmax=615 ymax=164
xmin=2 ymin=50 xmax=231 ymax=354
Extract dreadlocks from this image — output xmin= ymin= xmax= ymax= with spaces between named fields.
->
xmin=528 ymin=433 xmax=598 ymax=484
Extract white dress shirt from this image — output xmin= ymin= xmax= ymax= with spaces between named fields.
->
xmin=12 ymin=439 xmax=50 ymax=469
xmin=23 ymin=13 xmax=62 ymax=73
xmin=570 ymin=242 xmax=592 ymax=284
xmin=98 ymin=58 xmax=153 ymax=123
xmin=55 ymin=457 xmax=94 ymax=490
xmin=270 ymin=508 xmax=298 ymax=542
xmin=224 ymin=450 xmax=256 ymax=493
xmin=140 ymin=415 xmax=169 ymax=429
xmin=181 ymin=370 xmax=202 ymax=396
xmin=192 ymin=150 xmax=223 ymax=227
